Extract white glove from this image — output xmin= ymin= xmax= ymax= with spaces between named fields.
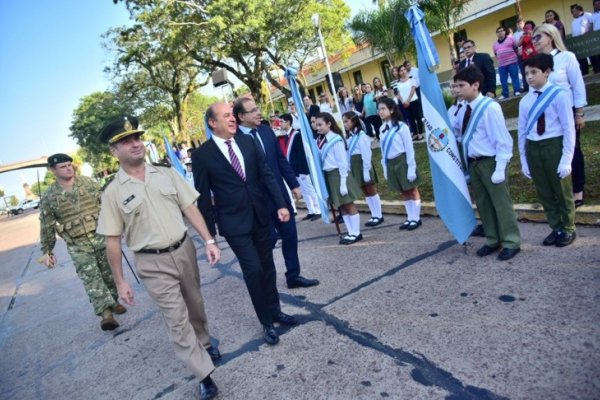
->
xmin=363 ymin=168 xmax=371 ymax=183
xmin=381 ymin=160 xmax=388 ymax=180
xmin=520 ymin=156 xmax=531 ymax=179
xmin=407 ymin=165 xmax=417 ymax=182
xmin=491 ymin=161 xmax=507 ymax=184
xmin=557 ymin=161 xmax=572 ymax=179
xmin=340 ymin=177 xmax=348 ymax=196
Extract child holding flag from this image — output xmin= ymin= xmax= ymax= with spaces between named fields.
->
xmin=316 ymin=112 xmax=364 ymax=245
xmin=342 ymin=111 xmax=384 ymax=227
xmin=454 ymin=67 xmax=521 ymax=261
xmin=518 ymin=53 xmax=576 ymax=247
xmin=377 ymin=98 xmax=422 ymax=231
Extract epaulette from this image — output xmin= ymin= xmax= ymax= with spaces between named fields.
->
xmin=152 ymin=161 xmax=172 ymax=168
xmin=101 ymin=174 xmax=116 ymax=191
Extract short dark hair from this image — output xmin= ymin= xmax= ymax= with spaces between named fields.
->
xmin=523 ymin=53 xmax=554 ymax=72
xmin=280 ymin=113 xmax=293 ymax=124
xmin=463 ymin=39 xmax=476 ymax=47
xmin=453 ymin=66 xmax=484 ymax=89
xmin=205 ymin=104 xmax=216 ymax=129
xmin=232 ymin=98 xmax=253 ymax=123
xmin=496 ymin=26 xmax=505 ymax=32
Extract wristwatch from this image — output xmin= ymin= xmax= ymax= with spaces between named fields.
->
xmin=206 ymin=239 xmax=216 ymax=245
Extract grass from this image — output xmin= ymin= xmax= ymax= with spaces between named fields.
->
xmin=374 ymin=120 xmax=600 ymax=205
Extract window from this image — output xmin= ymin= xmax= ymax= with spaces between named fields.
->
xmin=308 ymin=88 xmax=316 ymax=103
xmin=380 ymin=60 xmax=392 ymax=87
xmin=500 ymin=16 xmax=518 ymax=34
xmin=315 ymin=85 xmax=324 ymax=96
xmin=454 ymin=29 xmax=467 ymax=58
xmin=353 ymin=70 xmax=363 ymax=86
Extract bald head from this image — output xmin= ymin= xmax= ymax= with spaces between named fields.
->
xmin=206 ymin=102 xmax=237 ymax=139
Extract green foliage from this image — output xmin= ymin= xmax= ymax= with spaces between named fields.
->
xmin=8 ymin=195 xmax=19 ymax=207
xmin=69 ymin=91 xmax=132 ymax=171
xmin=349 ymin=0 xmax=414 ymax=63
xmin=420 ymin=0 xmax=474 ymax=61
xmin=30 ymin=171 xmax=55 ymax=197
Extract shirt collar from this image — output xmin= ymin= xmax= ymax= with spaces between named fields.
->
xmin=468 ymin=93 xmax=485 ymax=107
xmin=211 ymin=134 xmax=231 ymax=147
xmin=238 ymin=125 xmax=253 ymax=135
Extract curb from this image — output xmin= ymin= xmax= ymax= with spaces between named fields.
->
xmin=296 ymin=200 xmax=600 ymax=226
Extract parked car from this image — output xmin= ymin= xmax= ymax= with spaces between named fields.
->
xmin=10 ymin=199 xmax=40 ymax=215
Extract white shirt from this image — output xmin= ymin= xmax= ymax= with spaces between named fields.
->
xmin=348 ymin=130 xmax=373 ymax=170
xmin=320 ymin=132 xmax=349 ymax=176
xmin=319 ymin=102 xmax=333 ymax=113
xmin=549 ymin=49 xmax=587 ymax=108
xmin=395 ymin=78 xmax=418 ymax=102
xmin=517 ymin=83 xmax=575 ymax=163
xmin=463 ymin=94 xmax=513 ymax=164
xmin=571 ymin=12 xmax=592 ymax=36
xmin=591 ymin=10 xmax=600 ymax=31
xmin=212 ymin=134 xmax=246 ymax=176
xmin=407 ymin=67 xmax=420 ymax=87
xmin=448 ymin=99 xmax=467 ymax=142
xmin=379 ymin=120 xmax=415 ymax=167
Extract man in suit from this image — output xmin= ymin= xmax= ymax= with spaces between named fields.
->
xmin=192 ymin=102 xmax=297 ymax=345
xmin=459 ymin=40 xmax=497 ymax=98
xmin=303 ymin=96 xmax=321 ymax=121
xmin=233 ymin=97 xmax=320 ymax=289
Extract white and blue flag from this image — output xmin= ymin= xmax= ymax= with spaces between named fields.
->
xmin=162 ymin=135 xmax=186 ymax=177
xmin=405 ymin=4 xmax=476 ymax=244
xmin=285 ymin=67 xmax=330 ymax=223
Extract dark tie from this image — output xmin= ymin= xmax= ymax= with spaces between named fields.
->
xmin=225 ymin=140 xmax=246 ymax=181
xmin=249 ymin=128 xmax=258 ymax=138
xmin=461 ymin=104 xmax=472 ymax=135
xmin=317 ymin=136 xmax=327 ymax=150
xmin=466 ymin=58 xmax=471 ymax=67
xmin=382 ymin=124 xmax=390 ymax=133
xmin=454 ymin=103 xmax=463 ymax=117
xmin=534 ymin=91 xmax=545 ymax=135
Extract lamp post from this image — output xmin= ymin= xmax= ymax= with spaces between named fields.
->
xmin=311 ymin=13 xmax=344 ymax=124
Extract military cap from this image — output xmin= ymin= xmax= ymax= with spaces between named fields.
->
xmin=47 ymin=153 xmax=73 ymax=167
xmin=100 ymin=116 xmax=145 ymax=144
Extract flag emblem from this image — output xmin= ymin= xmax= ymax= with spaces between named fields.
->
xmin=427 ymin=128 xmax=449 ymax=152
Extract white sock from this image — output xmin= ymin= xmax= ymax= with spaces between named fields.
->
xmin=405 ymin=200 xmax=414 ymax=221
xmin=349 ymin=213 xmax=361 ymax=236
xmin=413 ymin=199 xmax=421 ymax=222
xmin=371 ymin=194 xmax=382 ymax=218
xmin=365 ymin=196 xmax=375 ymax=218
xmin=341 ymin=214 xmax=352 ymax=235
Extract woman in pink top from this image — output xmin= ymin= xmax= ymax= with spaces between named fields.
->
xmin=493 ymin=25 xmax=522 ymax=99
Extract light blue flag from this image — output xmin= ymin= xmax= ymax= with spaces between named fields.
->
xmin=162 ymin=135 xmax=186 ymax=177
xmin=284 ymin=67 xmax=330 ymax=223
xmin=405 ymin=5 xmax=476 ymax=244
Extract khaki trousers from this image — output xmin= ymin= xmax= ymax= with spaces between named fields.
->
xmin=135 ymin=235 xmax=214 ymax=380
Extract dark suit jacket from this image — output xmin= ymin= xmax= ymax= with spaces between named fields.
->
xmin=192 ymin=133 xmax=286 ymax=237
xmin=238 ymin=125 xmax=299 ymax=210
xmin=459 ymin=52 xmax=497 ymax=96
xmin=306 ymin=104 xmax=320 ymax=120
xmin=286 ymin=129 xmax=310 ymax=176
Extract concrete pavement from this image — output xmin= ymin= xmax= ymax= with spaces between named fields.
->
xmin=0 ymin=209 xmax=599 ymax=399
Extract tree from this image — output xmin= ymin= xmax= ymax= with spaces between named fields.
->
xmin=8 ymin=195 xmax=18 ymax=207
xmin=70 ymin=91 xmax=133 ymax=171
xmin=104 ymin=3 xmax=206 ymax=142
xmin=420 ymin=0 xmax=474 ymax=62
xmin=112 ymin=0 xmax=351 ymax=99
xmin=349 ymin=0 xmax=415 ymax=65
xmin=30 ymin=171 xmax=55 ymax=197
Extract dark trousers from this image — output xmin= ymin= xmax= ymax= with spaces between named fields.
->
xmin=365 ymin=114 xmax=383 ymax=139
xmin=518 ymin=56 xmax=528 ymax=92
xmin=270 ymin=205 xmax=301 ymax=283
xmin=571 ymin=110 xmax=585 ymax=194
xmin=590 ymin=54 xmax=600 ymax=73
xmin=225 ymin=221 xmax=281 ymax=326
xmin=577 ymin=57 xmax=590 ymax=76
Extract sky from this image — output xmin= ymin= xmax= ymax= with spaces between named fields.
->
xmin=0 ymin=0 xmax=375 ymax=201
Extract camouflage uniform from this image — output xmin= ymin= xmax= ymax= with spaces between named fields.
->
xmin=40 ymin=176 xmax=118 ymax=315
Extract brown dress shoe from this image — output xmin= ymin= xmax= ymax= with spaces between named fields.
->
xmin=100 ymin=309 xmax=119 ymax=331
xmin=113 ymin=303 xmax=127 ymax=314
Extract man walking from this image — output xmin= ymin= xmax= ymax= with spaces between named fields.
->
xmin=96 ymin=116 xmax=220 ymax=400
xmin=193 ymin=102 xmax=298 ymax=346
xmin=39 ymin=153 xmax=125 ymax=331
xmin=234 ymin=97 xmax=319 ymax=289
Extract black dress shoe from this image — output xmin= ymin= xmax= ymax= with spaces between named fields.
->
xmin=406 ymin=220 xmax=422 ymax=231
xmin=263 ymin=324 xmax=279 ymax=345
xmin=206 ymin=346 xmax=221 ymax=362
xmin=365 ymin=217 xmax=384 ymax=227
xmin=199 ymin=376 xmax=218 ymax=400
xmin=471 ymin=224 xmax=485 ymax=237
xmin=302 ymin=213 xmax=315 ymax=221
xmin=556 ymin=231 xmax=576 ymax=247
xmin=542 ymin=231 xmax=560 ymax=246
xmin=476 ymin=245 xmax=500 ymax=257
xmin=273 ymin=312 xmax=297 ymax=326
xmin=497 ymin=247 xmax=520 ymax=261
xmin=399 ymin=220 xmax=410 ymax=230
xmin=287 ymin=276 xmax=320 ymax=289
xmin=310 ymin=214 xmax=322 ymax=221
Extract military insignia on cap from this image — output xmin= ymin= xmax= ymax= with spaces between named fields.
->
xmin=124 ymin=119 xmax=133 ymax=131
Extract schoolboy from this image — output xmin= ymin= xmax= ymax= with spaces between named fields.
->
xmin=454 ymin=67 xmax=521 ymax=261
xmin=518 ymin=53 xmax=576 ymax=247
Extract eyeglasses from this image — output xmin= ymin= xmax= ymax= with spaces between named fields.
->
xmin=462 ymin=45 xmax=474 ymax=49
xmin=242 ymin=107 xmax=260 ymax=113
xmin=532 ymin=34 xmax=543 ymax=43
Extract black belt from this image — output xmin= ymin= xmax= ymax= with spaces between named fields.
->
xmin=467 ymin=156 xmax=493 ymax=163
xmin=137 ymin=233 xmax=187 ymax=254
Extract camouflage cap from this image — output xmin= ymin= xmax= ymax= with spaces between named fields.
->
xmin=47 ymin=153 xmax=73 ymax=167
xmin=100 ymin=116 xmax=145 ymax=144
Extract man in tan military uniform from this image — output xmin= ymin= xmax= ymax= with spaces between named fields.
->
xmin=40 ymin=153 xmax=124 ymax=331
xmin=96 ymin=116 xmax=220 ymax=400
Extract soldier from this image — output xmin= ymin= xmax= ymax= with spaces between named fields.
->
xmin=39 ymin=153 xmax=125 ymax=331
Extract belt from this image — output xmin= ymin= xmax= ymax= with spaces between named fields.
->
xmin=137 ymin=233 xmax=187 ymax=254
xmin=467 ymin=156 xmax=493 ymax=163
